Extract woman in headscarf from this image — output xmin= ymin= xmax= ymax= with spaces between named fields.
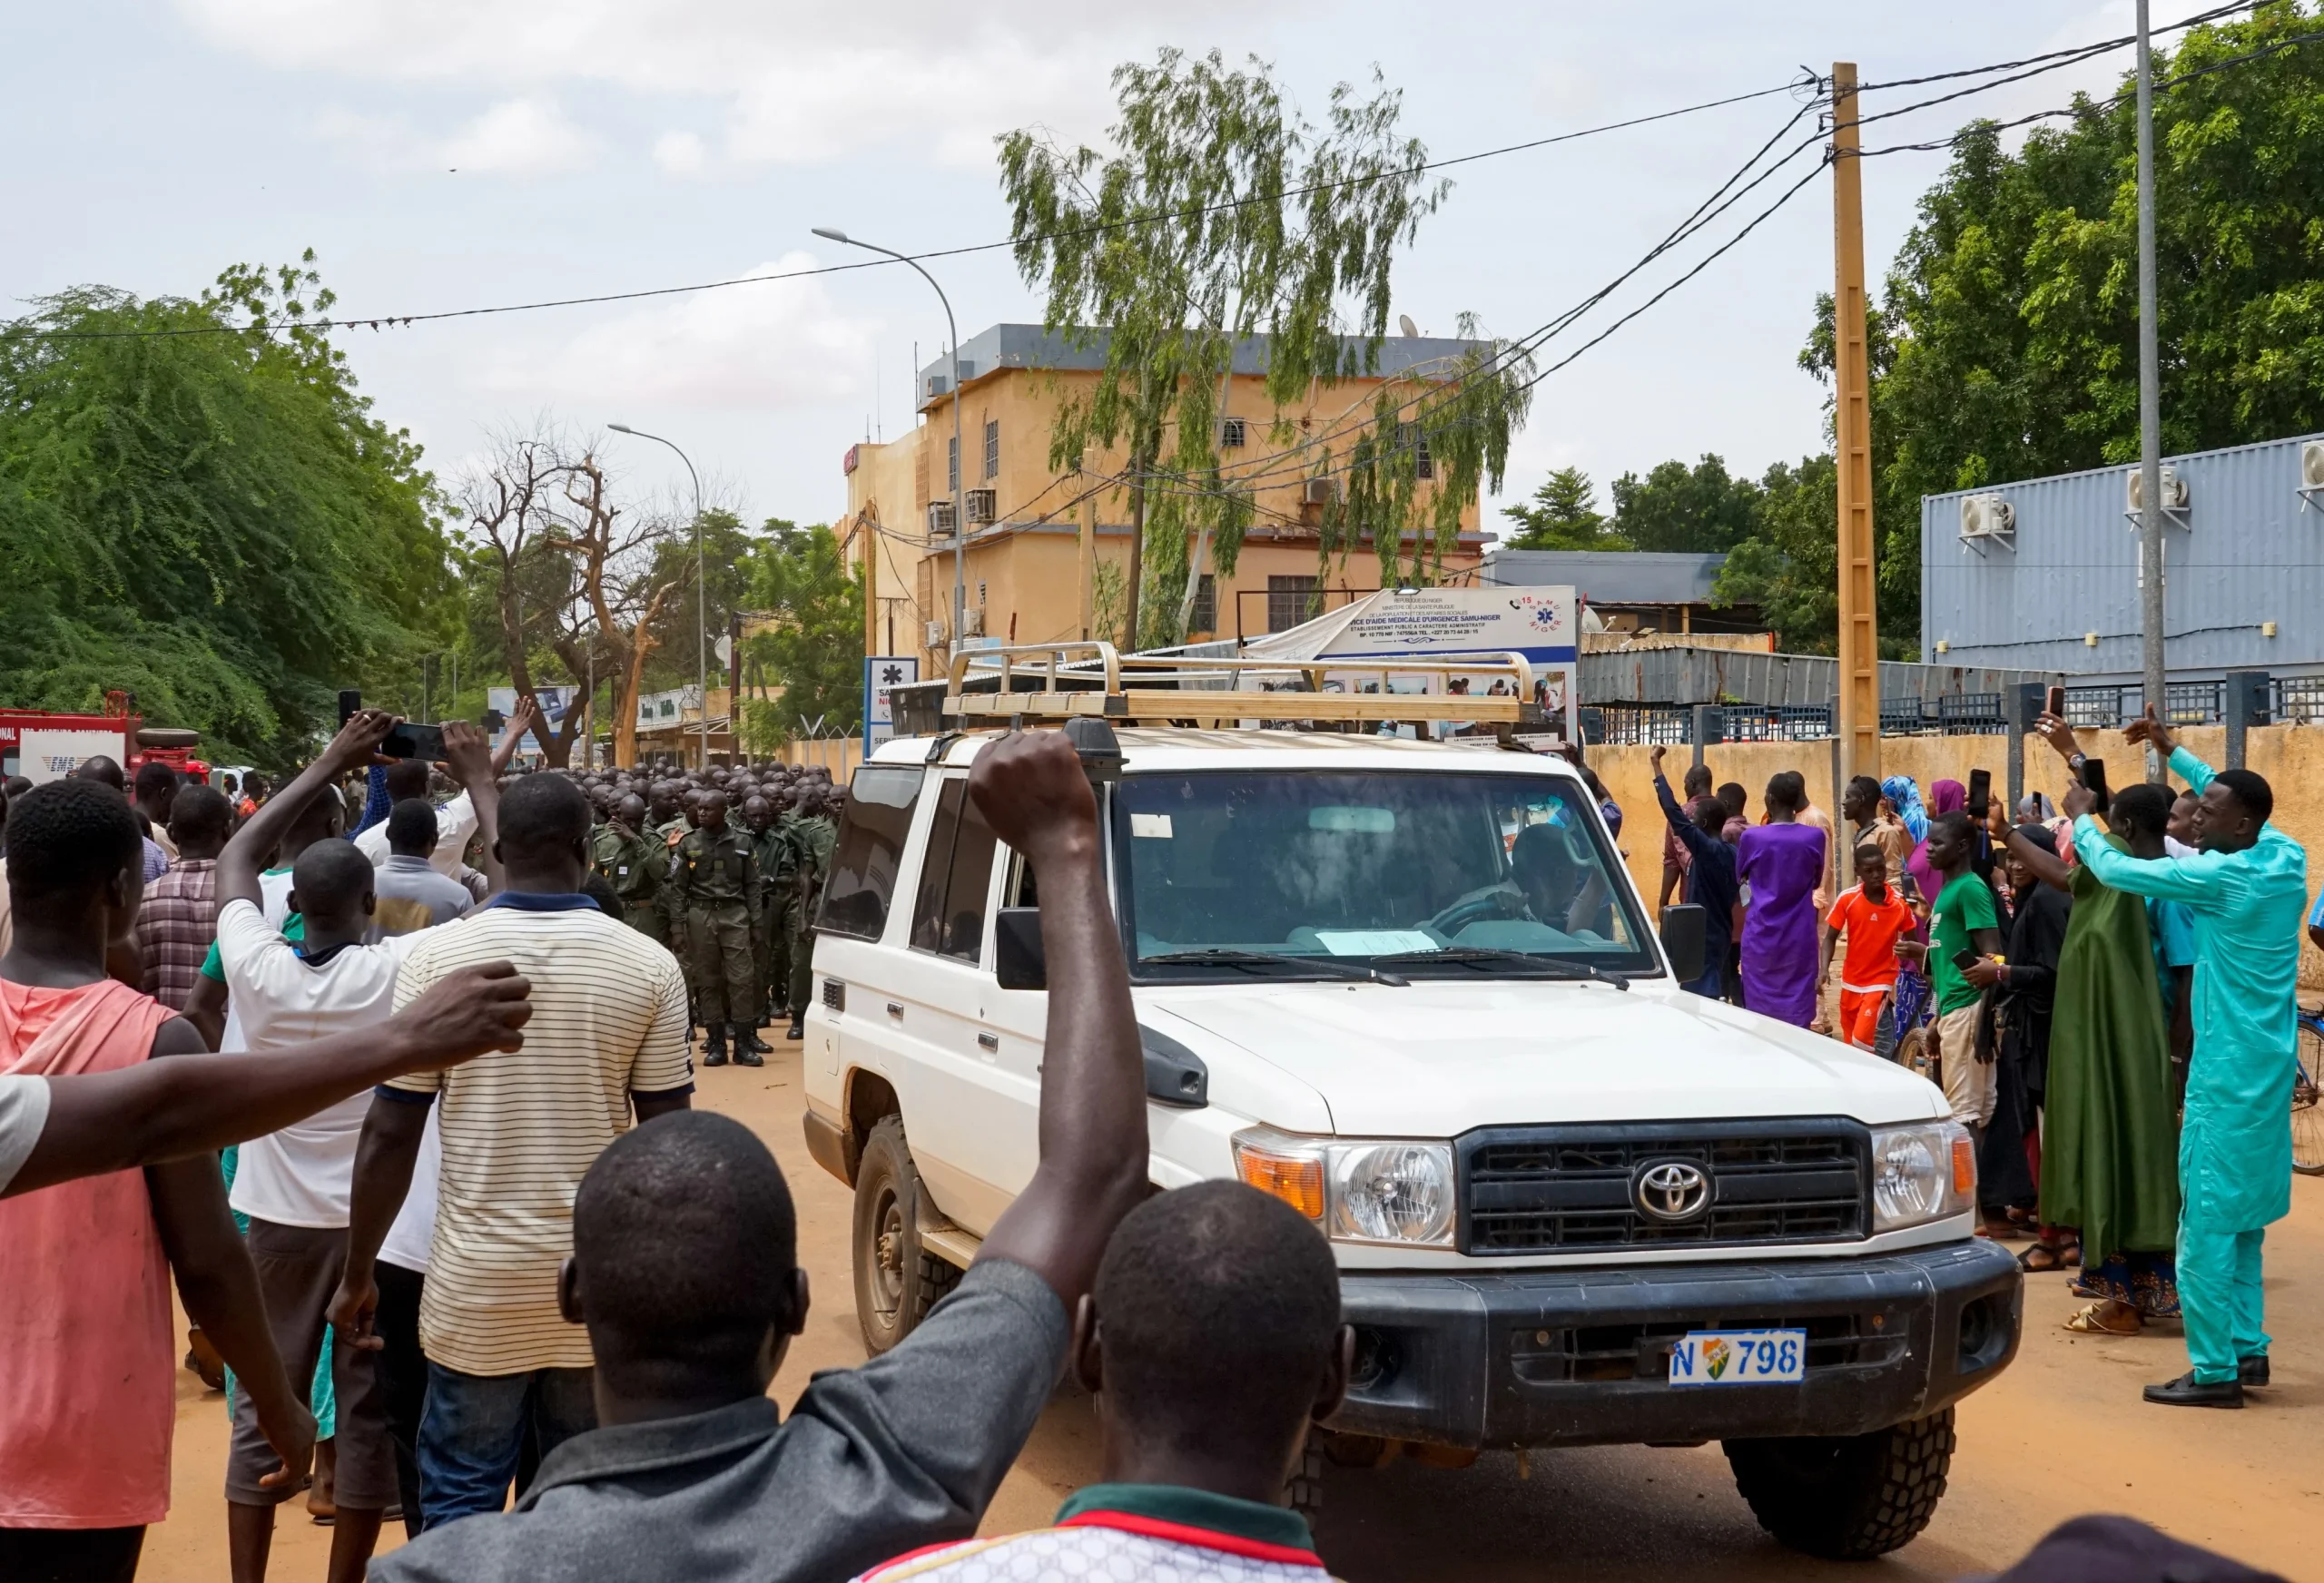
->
xmin=1876 ymin=776 xmax=1934 ymax=1062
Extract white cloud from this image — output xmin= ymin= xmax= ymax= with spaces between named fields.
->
xmin=477 ymin=251 xmax=881 ymax=410
xmin=653 ymin=130 xmax=707 ymax=175
xmin=179 ymin=0 xmax=1275 ymax=166
xmin=313 ymin=94 xmax=599 ymax=173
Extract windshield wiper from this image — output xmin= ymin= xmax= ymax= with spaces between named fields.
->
xmin=1139 ymin=949 xmax=1409 ymax=988
xmin=1367 ymin=946 xmax=1630 ymax=989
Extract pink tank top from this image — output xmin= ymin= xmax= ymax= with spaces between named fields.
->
xmin=0 ymin=976 xmax=177 ymax=1528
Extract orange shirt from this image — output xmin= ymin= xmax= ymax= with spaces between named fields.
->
xmin=0 ymin=977 xmax=177 ymax=1527
xmin=1825 ymin=882 xmax=1917 ymax=992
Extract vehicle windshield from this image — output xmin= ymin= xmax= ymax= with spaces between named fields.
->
xmin=1114 ymin=769 xmax=1658 ymax=980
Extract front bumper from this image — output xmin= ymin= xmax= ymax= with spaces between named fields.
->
xmin=1331 ymin=1238 xmax=2021 ymax=1450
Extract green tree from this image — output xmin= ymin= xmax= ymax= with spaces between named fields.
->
xmin=1707 ymin=456 xmax=1844 ymax=652
xmin=0 ymin=254 xmax=450 ymax=764
xmin=1608 ymin=455 xmax=1760 ymax=553
xmin=1000 ymin=50 xmax=1530 ymax=646
xmin=1502 ymin=466 xmax=1626 ymax=550
xmin=742 ymin=520 xmax=863 ymax=744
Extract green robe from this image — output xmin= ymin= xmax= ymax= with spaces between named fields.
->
xmin=2039 ymin=835 xmax=2181 ymax=1257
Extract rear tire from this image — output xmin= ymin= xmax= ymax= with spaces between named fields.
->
xmin=1724 ymin=1407 xmax=1955 ymax=1560
xmin=852 ymin=1117 xmax=961 ymax=1355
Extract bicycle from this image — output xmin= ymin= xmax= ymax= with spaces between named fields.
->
xmin=2298 ymin=1011 xmax=2324 ymax=1177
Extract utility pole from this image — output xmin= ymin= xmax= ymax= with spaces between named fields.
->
xmin=2135 ymin=0 xmax=2168 ymax=780
xmin=1830 ymin=62 xmax=1882 ymax=788
xmin=1078 ymin=452 xmax=1098 ymax=641
xmin=860 ymin=511 xmax=880 ymax=659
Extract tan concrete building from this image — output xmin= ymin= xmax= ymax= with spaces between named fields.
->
xmin=838 ymin=324 xmax=1497 ymax=672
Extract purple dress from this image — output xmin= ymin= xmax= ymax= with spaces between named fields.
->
xmin=1737 ymin=821 xmax=1827 ymax=1026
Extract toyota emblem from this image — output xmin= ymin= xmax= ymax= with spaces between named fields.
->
xmin=1634 ymin=1160 xmax=1711 ymax=1222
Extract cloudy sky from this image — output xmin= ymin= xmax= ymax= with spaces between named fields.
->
xmin=3 ymin=1 xmax=2219 ymax=534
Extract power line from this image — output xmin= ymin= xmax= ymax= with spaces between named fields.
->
xmin=1858 ymin=16 xmax=2324 ymax=156
xmin=1853 ymin=1 xmax=2257 ymax=91
xmin=18 ymin=77 xmax=1810 ymax=344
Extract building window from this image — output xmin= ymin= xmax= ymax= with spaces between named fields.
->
xmin=1400 ymin=422 xmax=1434 ymax=480
xmin=1267 ymin=574 xmax=1318 ymax=634
xmin=983 ymin=418 xmax=1000 ymax=479
xmin=1220 ymin=417 xmax=1246 ymax=448
xmin=948 ymin=435 xmax=960 ymax=494
xmin=1189 ymin=574 xmax=1216 ymax=635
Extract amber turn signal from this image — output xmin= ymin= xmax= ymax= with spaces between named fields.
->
xmin=1235 ymin=1145 xmax=1324 ymax=1220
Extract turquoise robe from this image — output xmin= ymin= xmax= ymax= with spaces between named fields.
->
xmin=2071 ymin=748 xmax=2309 ymax=1232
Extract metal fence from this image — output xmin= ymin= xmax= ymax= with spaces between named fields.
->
xmin=2061 ymin=677 xmax=2324 ymax=728
xmin=1583 ymin=696 xmax=2009 ymax=746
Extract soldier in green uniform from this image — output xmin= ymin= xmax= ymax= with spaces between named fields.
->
xmin=781 ymin=783 xmax=839 ymax=1039
xmin=650 ymin=781 xmax=697 ymax=1040
xmin=592 ymin=792 xmax=667 ymax=948
xmin=740 ymin=794 xmax=793 ymax=1031
xmin=672 ymin=789 xmax=763 ymax=1067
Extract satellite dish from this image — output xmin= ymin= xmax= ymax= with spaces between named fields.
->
xmin=1398 ymin=314 xmax=1421 ymax=339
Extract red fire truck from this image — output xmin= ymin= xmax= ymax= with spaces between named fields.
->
xmin=0 ymin=693 xmax=211 ymax=785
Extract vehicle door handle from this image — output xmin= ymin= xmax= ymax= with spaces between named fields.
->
xmin=886 ymin=1001 xmax=904 ymax=1019
xmin=977 ymin=1032 xmax=1000 ymax=1052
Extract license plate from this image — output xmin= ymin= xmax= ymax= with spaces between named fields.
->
xmin=1669 ymin=1329 xmax=1806 ymax=1386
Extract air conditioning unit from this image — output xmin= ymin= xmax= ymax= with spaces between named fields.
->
xmin=926 ymin=500 xmax=956 ymax=536
xmin=959 ymin=606 xmax=985 ymax=638
xmin=2302 ymin=440 xmax=2324 ymax=490
xmin=1302 ymin=477 xmax=1339 ymax=506
xmin=922 ymin=374 xmax=949 ymax=400
xmin=963 ymin=488 xmax=997 ymax=525
xmin=2126 ymin=466 xmax=2189 ymax=513
xmin=924 ymin=618 xmax=950 ymax=647
xmin=1958 ymin=493 xmax=2015 ymax=542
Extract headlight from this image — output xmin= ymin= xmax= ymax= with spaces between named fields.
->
xmin=1869 ymin=1121 xmax=1976 ymax=1234
xmin=1233 ymin=1128 xmax=1457 ymax=1247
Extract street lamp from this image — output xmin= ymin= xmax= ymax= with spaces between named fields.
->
xmin=606 ymin=422 xmax=710 ymax=771
xmin=812 ymin=226 xmax=966 ymax=670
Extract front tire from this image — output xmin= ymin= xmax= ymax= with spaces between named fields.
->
xmin=1723 ymin=1407 xmax=1955 ymax=1559
xmin=852 ymin=1116 xmax=962 ymax=1355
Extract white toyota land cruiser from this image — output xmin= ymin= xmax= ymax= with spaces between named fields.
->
xmin=800 ymin=699 xmax=2021 ymax=1561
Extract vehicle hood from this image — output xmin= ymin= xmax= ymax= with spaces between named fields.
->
xmin=1142 ymin=979 xmax=1945 ymax=1136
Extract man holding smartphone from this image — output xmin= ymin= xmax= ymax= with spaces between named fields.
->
xmin=2064 ymin=707 xmax=2308 ymax=1410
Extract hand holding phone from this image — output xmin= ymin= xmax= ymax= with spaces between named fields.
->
xmin=2079 ymin=756 xmax=2111 ymax=816
xmin=1967 ymin=768 xmax=1992 ymax=821
xmin=2045 ymin=684 xmax=2065 ymax=719
xmin=382 ymin=722 xmax=448 ymax=762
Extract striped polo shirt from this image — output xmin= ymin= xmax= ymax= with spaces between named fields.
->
xmin=386 ymin=894 xmax=693 ymax=1375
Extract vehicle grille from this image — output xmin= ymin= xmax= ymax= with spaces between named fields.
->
xmin=1459 ymin=1121 xmax=1867 ymax=1254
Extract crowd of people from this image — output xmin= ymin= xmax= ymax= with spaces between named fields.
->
xmin=1650 ymin=708 xmax=2311 ymax=1411
xmin=0 ymin=696 xmax=2307 ymax=1582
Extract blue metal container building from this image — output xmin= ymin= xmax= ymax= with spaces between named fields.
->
xmin=1920 ymin=430 xmax=2324 ymax=686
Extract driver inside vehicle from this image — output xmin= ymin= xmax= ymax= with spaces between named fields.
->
xmin=1510 ymin=821 xmax=1612 ymax=936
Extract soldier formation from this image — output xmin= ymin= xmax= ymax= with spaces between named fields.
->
xmin=576 ymin=760 xmax=842 ymax=1067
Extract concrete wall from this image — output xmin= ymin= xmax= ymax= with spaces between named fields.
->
xmin=1585 ymin=722 xmax=2324 ymax=993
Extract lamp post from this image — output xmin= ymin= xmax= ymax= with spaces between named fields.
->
xmin=812 ymin=227 xmax=965 ymax=670
xmin=607 ymin=422 xmax=709 ymax=771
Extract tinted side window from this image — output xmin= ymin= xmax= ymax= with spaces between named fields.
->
xmin=816 ymin=766 xmax=922 ymax=940
xmin=909 ymin=777 xmax=999 ymax=962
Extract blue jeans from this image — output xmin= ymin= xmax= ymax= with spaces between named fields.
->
xmin=416 ymin=1362 xmax=596 ymax=1530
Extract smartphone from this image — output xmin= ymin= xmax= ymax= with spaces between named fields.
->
xmin=1967 ymin=768 xmax=1991 ymax=820
xmin=2079 ymin=755 xmax=2111 ymax=815
xmin=338 ymin=689 xmax=362 ymax=725
xmin=381 ymin=722 xmax=447 ymax=762
xmin=482 ymin=708 xmax=506 ymax=733
xmin=2045 ymin=684 xmax=2065 ymax=718
xmin=1951 ymin=947 xmax=1983 ymax=972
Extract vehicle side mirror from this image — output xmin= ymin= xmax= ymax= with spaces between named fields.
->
xmin=993 ymin=906 xmax=1045 ymax=990
xmin=1659 ymin=904 xmax=1708 ymax=984
xmin=1138 ymin=1025 xmax=1208 ymax=1108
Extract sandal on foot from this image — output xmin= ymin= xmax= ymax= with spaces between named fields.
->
xmin=2064 ymin=1301 xmax=2141 ymax=1336
xmin=2019 ymin=1244 xmax=2070 ymax=1273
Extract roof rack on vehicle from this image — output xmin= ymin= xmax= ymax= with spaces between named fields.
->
xmin=937 ymin=642 xmax=1548 ymax=728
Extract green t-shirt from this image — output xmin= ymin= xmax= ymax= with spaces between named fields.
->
xmin=1929 ymin=870 xmax=1998 ymax=1016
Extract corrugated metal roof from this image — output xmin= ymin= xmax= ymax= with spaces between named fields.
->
xmin=1579 ymin=644 xmax=2061 ymax=706
xmin=1921 ymin=429 xmax=2324 ymax=682
xmin=1482 ymin=549 xmax=1727 ymax=605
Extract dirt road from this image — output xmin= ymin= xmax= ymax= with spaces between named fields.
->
xmin=140 ymin=1039 xmax=2320 ymax=1579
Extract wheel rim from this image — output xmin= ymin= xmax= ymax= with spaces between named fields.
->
xmin=867 ymin=1185 xmax=906 ymax=1322
xmin=2292 ymin=1027 xmax=2324 ymax=1174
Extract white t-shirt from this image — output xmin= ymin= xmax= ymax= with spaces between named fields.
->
xmin=377 ymin=1106 xmax=442 ymax=1273
xmin=354 ymin=792 xmax=478 ymax=879
xmin=217 ymin=899 xmax=422 ymax=1230
xmin=0 ymin=1074 xmax=49 ymax=1196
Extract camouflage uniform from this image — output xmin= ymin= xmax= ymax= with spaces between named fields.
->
xmin=780 ymin=812 xmax=837 ymax=1025
xmin=672 ymin=823 xmax=761 ymax=1040
xmin=749 ymin=820 xmax=795 ymax=1022
xmin=592 ymin=822 xmax=667 ymax=947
